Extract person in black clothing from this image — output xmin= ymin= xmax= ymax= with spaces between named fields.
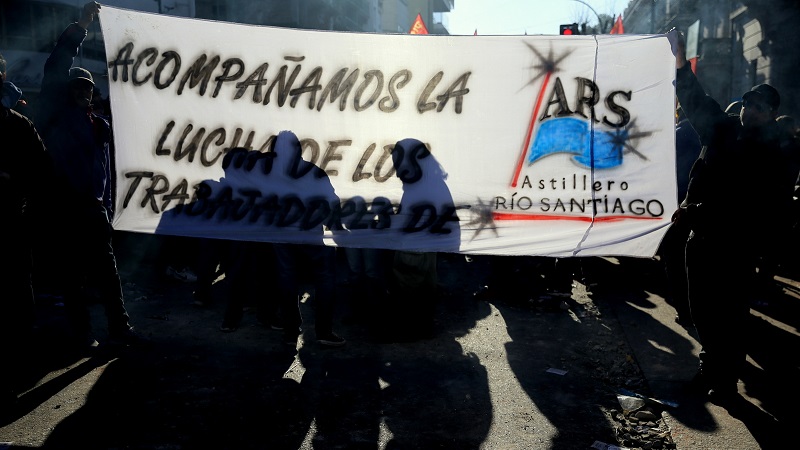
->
xmin=36 ymin=2 xmax=144 ymax=348
xmin=0 ymin=52 xmax=50 ymax=408
xmin=190 ymin=237 xmax=279 ymax=333
xmin=754 ymin=115 xmax=800 ymax=293
xmin=269 ymin=131 xmax=345 ymax=347
xmin=658 ymin=105 xmax=701 ymax=325
xmin=673 ymin=31 xmax=795 ymax=402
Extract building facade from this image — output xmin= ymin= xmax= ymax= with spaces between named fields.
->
xmin=623 ymin=0 xmax=800 ymax=118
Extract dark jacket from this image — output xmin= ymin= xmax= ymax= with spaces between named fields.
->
xmin=676 ymin=65 xmax=793 ymax=252
xmin=0 ymin=107 xmax=50 ymax=232
xmin=675 ymin=117 xmax=701 ymax=202
xmin=37 ymin=23 xmax=112 ymax=212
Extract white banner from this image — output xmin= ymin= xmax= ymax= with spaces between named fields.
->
xmin=100 ymin=7 xmax=678 ymax=257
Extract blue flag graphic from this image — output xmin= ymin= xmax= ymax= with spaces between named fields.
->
xmin=528 ymin=117 xmax=625 ymax=169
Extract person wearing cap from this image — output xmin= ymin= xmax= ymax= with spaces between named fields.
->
xmin=36 ymin=2 xmax=146 ymax=348
xmin=672 ymin=31 xmax=795 ymax=404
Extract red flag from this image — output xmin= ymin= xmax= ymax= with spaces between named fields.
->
xmin=409 ymin=13 xmax=429 ymax=35
xmin=609 ymin=14 xmax=624 ymax=34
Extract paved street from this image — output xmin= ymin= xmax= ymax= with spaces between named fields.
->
xmin=1 ymin=232 xmax=798 ymax=449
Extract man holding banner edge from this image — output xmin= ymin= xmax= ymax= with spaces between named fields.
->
xmin=36 ymin=1 xmax=147 ymax=349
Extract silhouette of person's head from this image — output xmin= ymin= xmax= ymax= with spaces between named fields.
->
xmin=391 ymin=138 xmax=460 ymax=252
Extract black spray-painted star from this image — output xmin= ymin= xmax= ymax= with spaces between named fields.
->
xmin=466 ymin=197 xmax=499 ymax=241
xmin=605 ymin=118 xmax=654 ymax=162
xmin=521 ymin=41 xmax=573 ymax=90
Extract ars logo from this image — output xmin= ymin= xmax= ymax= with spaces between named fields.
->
xmin=509 ymin=42 xmax=652 ymax=189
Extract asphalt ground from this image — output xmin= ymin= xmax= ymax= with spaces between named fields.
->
xmin=1 ymin=231 xmax=798 ymax=449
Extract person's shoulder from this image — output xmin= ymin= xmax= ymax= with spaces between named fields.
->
xmin=91 ymin=112 xmax=111 ymax=127
xmin=718 ymin=113 xmax=741 ymax=131
xmin=4 ymin=107 xmax=36 ymax=128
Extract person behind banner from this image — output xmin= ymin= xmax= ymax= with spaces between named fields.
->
xmin=657 ymin=104 xmax=701 ymax=326
xmin=268 ymin=131 xmax=346 ymax=348
xmin=0 ymin=52 xmax=51 ymax=408
xmin=339 ymin=196 xmax=391 ymax=327
xmin=36 ymin=1 xmax=146 ymax=348
xmin=673 ymin=30 xmax=795 ymax=403
xmin=190 ymin=236 xmax=280 ymax=334
xmin=375 ymin=138 xmax=461 ymax=342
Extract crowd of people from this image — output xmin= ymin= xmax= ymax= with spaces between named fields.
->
xmin=2 ymin=3 xmax=799 ymax=412
xmin=0 ymin=0 xmax=441 ymax=362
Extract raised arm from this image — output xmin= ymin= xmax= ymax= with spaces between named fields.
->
xmin=672 ymin=30 xmax=726 ymax=144
xmin=77 ymin=2 xmax=101 ymax=31
xmin=675 ymin=29 xmax=687 ymax=70
xmin=38 ymin=2 xmax=101 ymax=126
